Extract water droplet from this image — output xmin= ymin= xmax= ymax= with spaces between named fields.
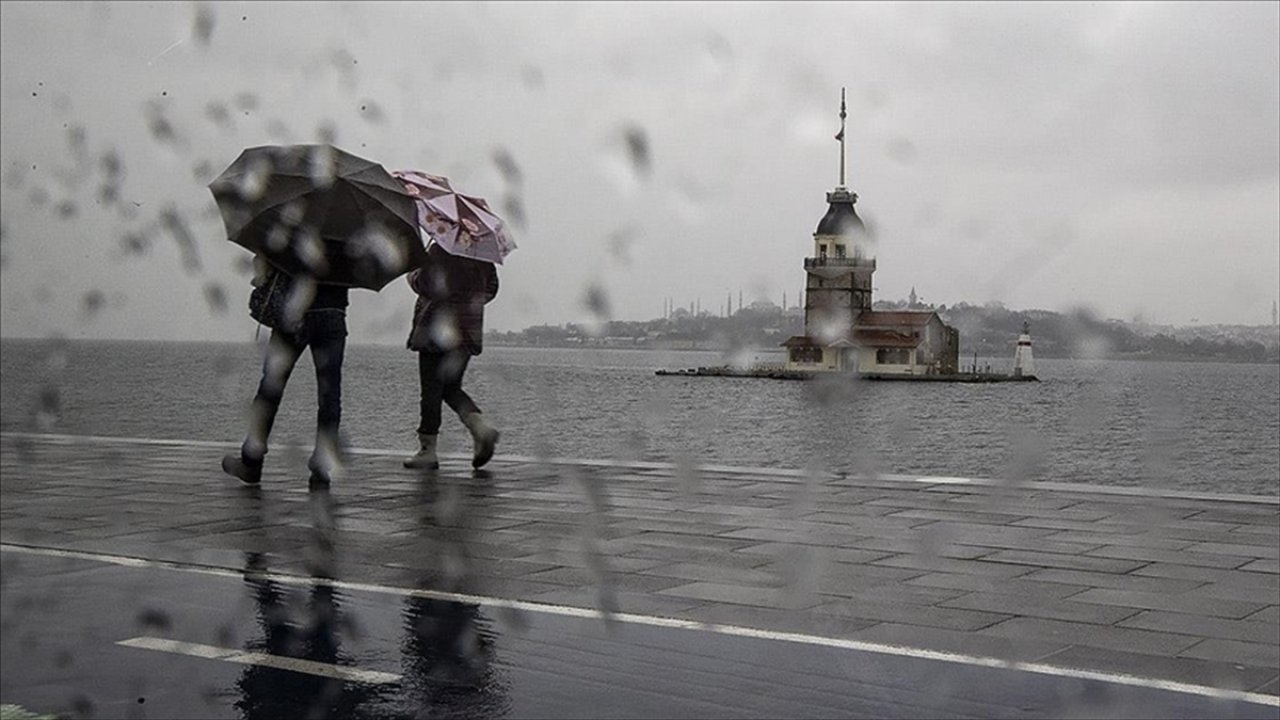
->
xmin=192 ymin=2 xmax=215 ymax=45
xmin=623 ymin=125 xmax=651 ymax=178
xmin=204 ymin=101 xmax=231 ymax=128
xmin=888 ymin=136 xmax=917 ymax=164
xmin=492 ymin=148 xmax=522 ymax=186
xmin=71 ymin=695 xmax=95 ymax=718
xmin=521 ymin=65 xmax=545 ymax=89
xmin=501 ymin=194 xmax=526 ymax=231
xmin=160 ymin=207 xmax=202 ymax=273
xmin=316 ymin=121 xmax=338 ymax=145
xmin=81 ymin=290 xmax=106 ymax=317
xmin=120 ymin=231 xmax=150 ymax=256
xmin=204 ymin=282 xmax=228 ymax=314
xmin=136 ymin=608 xmax=172 ymax=632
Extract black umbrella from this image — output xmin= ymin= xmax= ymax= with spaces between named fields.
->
xmin=209 ymin=144 xmax=425 ymax=291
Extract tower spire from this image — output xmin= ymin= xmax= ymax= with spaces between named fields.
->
xmin=836 ymin=87 xmax=847 ymax=188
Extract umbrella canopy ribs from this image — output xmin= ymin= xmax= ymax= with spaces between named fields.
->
xmin=210 ymin=144 xmax=425 ymax=291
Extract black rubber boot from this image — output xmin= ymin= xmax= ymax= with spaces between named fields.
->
xmin=222 ymin=453 xmax=263 ymax=485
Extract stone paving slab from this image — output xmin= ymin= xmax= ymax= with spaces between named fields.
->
xmin=1242 ymin=558 xmax=1280 ymax=574
xmin=1182 ymin=639 xmax=1280 ymax=668
xmin=903 ymin=571 xmax=1095 ymax=600
xmin=1036 ymin=645 xmax=1278 ymax=694
xmin=1069 ymin=587 xmax=1271 ymax=619
xmin=1117 ymin=610 xmax=1280 ymax=644
xmin=978 ymin=617 xmax=1204 ymax=657
xmin=939 ymin=591 xmax=1145 ymax=625
xmin=1247 ymin=606 xmax=1280 ymax=625
xmin=2 ymin=431 xmax=1278 ymax=699
xmin=1132 ymin=562 xmax=1280 ymax=586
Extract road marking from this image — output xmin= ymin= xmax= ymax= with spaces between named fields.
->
xmin=4 ymin=542 xmax=1277 ymax=708
xmin=116 ymin=636 xmax=401 ymax=684
xmin=4 ymin=430 xmax=1276 ymax=504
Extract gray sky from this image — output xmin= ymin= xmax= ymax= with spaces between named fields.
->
xmin=1 ymin=1 xmax=1277 ymax=344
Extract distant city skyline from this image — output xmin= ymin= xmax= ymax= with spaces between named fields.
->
xmin=560 ymin=289 xmax=1280 ymax=330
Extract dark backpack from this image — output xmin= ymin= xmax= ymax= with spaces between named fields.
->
xmin=248 ymin=268 xmax=302 ymax=334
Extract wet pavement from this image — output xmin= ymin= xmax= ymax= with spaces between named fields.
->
xmin=1 ymin=432 xmax=1278 ymax=718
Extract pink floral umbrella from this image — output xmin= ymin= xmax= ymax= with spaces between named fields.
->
xmin=392 ymin=169 xmax=517 ymax=265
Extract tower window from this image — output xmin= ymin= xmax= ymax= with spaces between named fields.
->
xmin=835 ymin=245 xmax=846 ymax=258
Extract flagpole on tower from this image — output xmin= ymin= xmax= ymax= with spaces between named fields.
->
xmin=837 ymin=87 xmax=847 ymax=189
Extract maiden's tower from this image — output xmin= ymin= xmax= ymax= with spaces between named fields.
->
xmin=782 ymin=89 xmax=960 ymax=377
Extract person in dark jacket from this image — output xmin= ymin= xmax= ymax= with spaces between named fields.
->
xmin=403 ymin=242 xmax=501 ymax=470
xmin=223 ymin=255 xmax=350 ymax=485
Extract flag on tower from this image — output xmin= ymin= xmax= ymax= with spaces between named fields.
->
xmin=835 ymin=87 xmax=847 ymax=142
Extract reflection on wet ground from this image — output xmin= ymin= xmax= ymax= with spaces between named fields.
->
xmin=4 ymin=548 xmax=1275 ymax=720
xmin=1 ymin=433 xmax=1277 ymax=718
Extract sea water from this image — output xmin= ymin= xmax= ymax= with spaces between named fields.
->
xmin=2 ymin=339 xmax=1277 ymax=496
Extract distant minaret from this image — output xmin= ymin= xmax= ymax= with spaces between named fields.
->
xmin=909 ymin=286 xmax=918 ymax=308
xmin=1273 ymin=300 xmax=1278 ymax=327
xmin=1012 ymin=321 xmax=1035 ymax=378
xmin=738 ymin=289 xmax=743 ymax=313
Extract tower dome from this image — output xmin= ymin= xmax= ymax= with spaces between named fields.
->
xmin=815 ymin=187 xmax=865 ymax=237
xmin=813 ymin=87 xmax=870 ymax=243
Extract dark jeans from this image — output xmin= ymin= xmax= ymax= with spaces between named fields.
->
xmin=417 ymin=350 xmax=480 ymax=436
xmin=242 ymin=309 xmax=347 ymax=462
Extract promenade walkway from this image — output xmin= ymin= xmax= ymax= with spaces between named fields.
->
xmin=2 ymin=431 xmax=1277 ymax=712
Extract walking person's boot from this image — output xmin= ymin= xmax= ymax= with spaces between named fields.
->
xmin=222 ymin=451 xmax=263 ymax=485
xmin=461 ymin=412 xmax=499 ymax=469
xmin=403 ymin=433 xmax=440 ymax=470
xmin=309 ymin=429 xmax=344 ymax=484
xmin=226 ymin=405 xmax=272 ymax=485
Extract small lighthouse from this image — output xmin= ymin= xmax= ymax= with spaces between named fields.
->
xmin=1012 ymin=321 xmax=1035 ymax=378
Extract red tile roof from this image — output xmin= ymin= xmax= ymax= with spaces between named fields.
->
xmin=852 ymin=328 xmax=922 ymax=348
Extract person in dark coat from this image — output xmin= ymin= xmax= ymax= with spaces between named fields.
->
xmin=223 ymin=255 xmax=349 ymax=485
xmin=403 ymin=242 xmax=500 ymax=470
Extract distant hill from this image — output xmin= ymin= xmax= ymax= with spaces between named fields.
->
xmin=489 ymin=300 xmax=1280 ymax=364
xmin=936 ymin=301 xmax=1278 ymax=363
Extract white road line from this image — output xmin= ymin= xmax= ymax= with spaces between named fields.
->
xmin=4 ymin=430 xmax=1276 ymax=504
xmin=911 ymin=476 xmax=975 ymax=485
xmin=4 ymin=542 xmax=1277 ymax=708
xmin=116 ymin=636 xmax=401 ymax=684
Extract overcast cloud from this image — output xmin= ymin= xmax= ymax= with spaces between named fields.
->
xmin=1 ymin=1 xmax=1277 ymax=343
